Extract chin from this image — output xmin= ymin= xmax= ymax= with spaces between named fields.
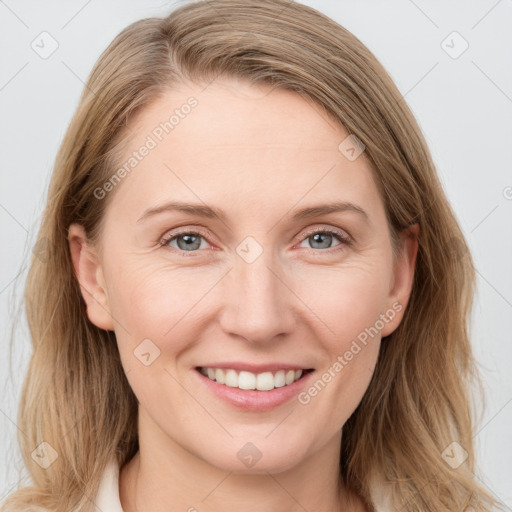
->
xmin=196 ymin=437 xmax=309 ymax=475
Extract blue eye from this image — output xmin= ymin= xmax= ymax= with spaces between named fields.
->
xmin=161 ymin=231 xmax=210 ymax=253
xmin=159 ymin=227 xmax=351 ymax=256
xmin=298 ymin=228 xmax=349 ymax=251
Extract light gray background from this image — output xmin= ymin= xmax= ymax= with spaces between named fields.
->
xmin=1 ymin=0 xmax=511 ymax=507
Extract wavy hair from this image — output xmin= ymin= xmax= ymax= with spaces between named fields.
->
xmin=2 ymin=0 xmax=501 ymax=510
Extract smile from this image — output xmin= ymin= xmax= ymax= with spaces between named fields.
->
xmin=195 ymin=366 xmax=315 ymax=412
xmin=198 ymin=367 xmax=309 ymax=391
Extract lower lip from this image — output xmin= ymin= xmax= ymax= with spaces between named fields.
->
xmin=194 ymin=368 xmax=315 ymax=412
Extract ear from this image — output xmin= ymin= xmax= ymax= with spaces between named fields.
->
xmin=67 ymin=223 xmax=115 ymax=331
xmin=381 ymin=223 xmax=419 ymax=337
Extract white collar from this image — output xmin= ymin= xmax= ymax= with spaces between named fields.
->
xmin=95 ymin=461 xmax=391 ymax=511
xmin=94 ymin=461 xmax=124 ymax=511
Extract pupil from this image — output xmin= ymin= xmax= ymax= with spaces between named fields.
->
xmin=312 ymin=233 xmax=331 ymax=249
xmin=178 ymin=234 xmax=200 ymax=251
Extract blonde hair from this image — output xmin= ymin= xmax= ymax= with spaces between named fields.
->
xmin=2 ymin=1 xmax=502 ymax=510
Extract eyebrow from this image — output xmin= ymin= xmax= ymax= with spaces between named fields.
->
xmin=136 ymin=200 xmax=369 ymax=224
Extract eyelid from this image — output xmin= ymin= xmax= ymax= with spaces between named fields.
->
xmin=158 ymin=226 xmax=213 ymax=249
xmin=295 ymin=225 xmax=352 ymax=245
xmin=159 ymin=223 xmax=352 ymax=254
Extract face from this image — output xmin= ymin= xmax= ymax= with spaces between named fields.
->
xmin=69 ymin=77 xmax=417 ymax=474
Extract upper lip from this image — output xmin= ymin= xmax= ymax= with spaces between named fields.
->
xmin=196 ymin=362 xmax=313 ymax=373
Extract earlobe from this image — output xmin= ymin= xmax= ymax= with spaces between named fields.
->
xmin=67 ymin=223 xmax=115 ymax=331
xmin=380 ymin=224 xmax=419 ymax=338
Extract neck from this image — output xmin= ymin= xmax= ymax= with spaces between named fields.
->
xmin=119 ymin=409 xmax=364 ymax=512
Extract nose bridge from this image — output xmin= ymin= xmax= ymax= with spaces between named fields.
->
xmin=219 ymin=239 xmax=293 ymax=343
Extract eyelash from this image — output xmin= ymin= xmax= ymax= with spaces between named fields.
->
xmin=158 ymin=226 xmax=352 ymax=257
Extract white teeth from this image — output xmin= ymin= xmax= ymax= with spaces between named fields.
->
xmin=256 ymin=372 xmax=274 ymax=391
xmin=224 ymin=369 xmax=238 ymax=388
xmin=238 ymin=371 xmax=256 ymax=390
xmin=200 ymin=367 xmax=306 ymax=391
xmin=274 ymin=370 xmax=285 ymax=388
xmin=215 ymin=368 xmax=225 ymax=384
xmin=285 ymin=370 xmax=295 ymax=385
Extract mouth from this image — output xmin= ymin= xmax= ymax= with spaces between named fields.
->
xmin=194 ymin=365 xmax=315 ymax=412
xmin=196 ymin=366 xmax=314 ymax=391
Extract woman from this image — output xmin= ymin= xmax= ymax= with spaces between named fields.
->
xmin=1 ymin=0 xmax=502 ymax=510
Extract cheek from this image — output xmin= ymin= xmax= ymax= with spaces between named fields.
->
xmin=103 ymin=260 xmax=207 ymax=408
xmin=294 ymin=259 xmax=392 ymax=345
xmin=292 ymin=263 xmax=388 ymax=421
xmin=104 ymin=258 xmax=222 ymax=354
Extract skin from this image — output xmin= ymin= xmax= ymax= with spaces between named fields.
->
xmin=68 ymin=77 xmax=418 ymax=512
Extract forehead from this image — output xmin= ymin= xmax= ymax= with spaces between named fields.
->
xmin=104 ymin=78 xmax=384 ymax=225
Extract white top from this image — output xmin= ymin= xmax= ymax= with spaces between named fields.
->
xmin=94 ymin=461 xmax=124 ymax=512
xmin=95 ymin=461 xmax=392 ymax=511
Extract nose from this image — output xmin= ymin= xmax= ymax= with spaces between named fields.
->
xmin=217 ymin=247 xmax=296 ymax=345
